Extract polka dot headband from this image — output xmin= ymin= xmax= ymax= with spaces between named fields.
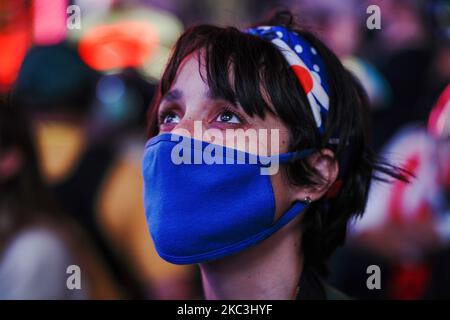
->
xmin=246 ymin=25 xmax=330 ymax=136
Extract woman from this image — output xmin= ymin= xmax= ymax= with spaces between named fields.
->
xmin=0 ymin=96 xmax=120 ymax=299
xmin=142 ymin=11 xmax=408 ymax=299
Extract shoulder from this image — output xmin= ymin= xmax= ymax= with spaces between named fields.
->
xmin=1 ymin=227 xmax=71 ymax=266
xmin=0 ymin=227 xmax=86 ymax=299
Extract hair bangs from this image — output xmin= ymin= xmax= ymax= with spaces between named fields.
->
xmin=160 ymin=25 xmax=295 ymax=120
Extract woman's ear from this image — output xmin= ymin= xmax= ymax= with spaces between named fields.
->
xmin=292 ymin=148 xmax=339 ymax=202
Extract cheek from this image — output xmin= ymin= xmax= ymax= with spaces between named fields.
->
xmin=218 ymin=129 xmax=290 ymax=156
xmin=266 ymin=129 xmax=290 ymax=155
xmin=265 ymin=128 xmax=295 ymax=220
xmin=270 ymin=169 xmax=295 ymax=221
xmin=254 ymin=113 xmax=291 ymax=156
xmin=256 ymin=126 xmax=290 ymax=157
xmin=223 ymin=118 xmax=290 ymax=156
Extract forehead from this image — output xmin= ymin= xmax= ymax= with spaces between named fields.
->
xmin=169 ymin=53 xmax=208 ymax=94
xmin=163 ymin=52 xmax=234 ymax=103
xmin=173 ymin=53 xmax=205 ymax=83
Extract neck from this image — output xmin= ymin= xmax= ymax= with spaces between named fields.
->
xmin=200 ymin=219 xmax=303 ymax=300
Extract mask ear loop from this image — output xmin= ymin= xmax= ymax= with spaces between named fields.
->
xmin=270 ymin=150 xmax=315 ymax=205
xmin=278 ymin=150 xmax=334 ymax=203
xmin=281 ymin=148 xmax=344 ymax=200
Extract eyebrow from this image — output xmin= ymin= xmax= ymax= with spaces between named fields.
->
xmin=206 ymin=90 xmax=237 ymax=105
xmin=161 ymin=89 xmax=183 ymax=103
xmin=161 ymin=88 xmax=234 ymax=105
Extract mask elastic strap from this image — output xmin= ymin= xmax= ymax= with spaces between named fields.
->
xmin=260 ymin=201 xmax=309 ymax=238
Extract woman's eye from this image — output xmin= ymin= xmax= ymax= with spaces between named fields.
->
xmin=161 ymin=112 xmax=180 ymax=124
xmin=216 ymin=111 xmax=241 ymax=124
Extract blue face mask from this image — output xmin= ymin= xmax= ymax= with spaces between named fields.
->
xmin=142 ymin=133 xmax=315 ymax=265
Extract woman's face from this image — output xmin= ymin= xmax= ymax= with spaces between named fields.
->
xmin=156 ymin=53 xmax=303 ymax=220
xmin=157 ymin=53 xmax=291 ymax=155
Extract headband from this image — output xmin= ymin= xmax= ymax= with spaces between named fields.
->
xmin=246 ymin=26 xmax=330 ymax=135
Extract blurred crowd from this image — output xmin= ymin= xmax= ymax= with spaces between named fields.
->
xmin=0 ymin=0 xmax=449 ymax=299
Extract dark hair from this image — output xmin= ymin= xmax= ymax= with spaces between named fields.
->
xmin=146 ymin=10 xmax=410 ymax=274
xmin=12 ymin=43 xmax=99 ymax=116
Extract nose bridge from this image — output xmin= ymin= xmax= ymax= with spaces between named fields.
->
xmin=172 ymin=109 xmax=206 ymax=138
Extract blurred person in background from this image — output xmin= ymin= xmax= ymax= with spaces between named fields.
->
xmin=0 ymin=95 xmax=120 ymax=299
xmin=287 ymin=0 xmax=364 ymax=58
xmin=423 ymin=0 xmax=450 ymax=122
xmin=329 ymin=84 xmax=450 ymax=299
xmin=12 ymin=42 xmax=198 ymax=299
xmin=286 ymin=0 xmax=394 ymax=133
xmin=288 ymin=0 xmax=449 ymax=151
xmin=324 ymin=0 xmax=450 ymax=299
xmin=147 ymin=0 xmax=285 ymax=27
xmin=12 ymin=43 xmax=146 ymax=298
xmin=423 ymin=83 xmax=450 ymax=298
xmin=361 ymin=0 xmax=448 ymax=150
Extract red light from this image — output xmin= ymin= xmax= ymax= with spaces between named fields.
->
xmin=78 ymin=21 xmax=159 ymax=71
